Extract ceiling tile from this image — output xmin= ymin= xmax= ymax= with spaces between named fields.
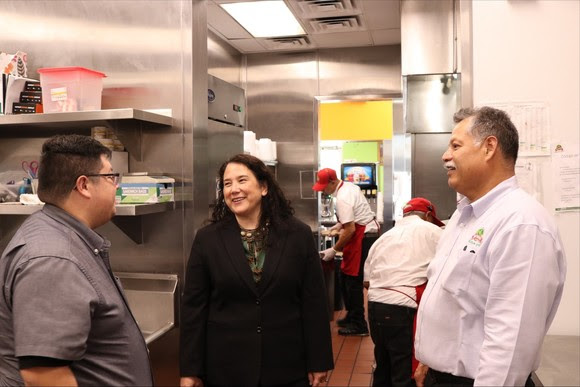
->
xmin=312 ymin=31 xmax=372 ymax=48
xmin=360 ymin=0 xmax=400 ymax=29
xmin=371 ymin=28 xmax=401 ymax=45
xmin=226 ymin=38 xmax=268 ymax=54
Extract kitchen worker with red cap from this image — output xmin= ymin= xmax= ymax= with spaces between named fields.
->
xmin=313 ymin=167 xmax=378 ymax=336
xmin=363 ymin=197 xmax=444 ymax=387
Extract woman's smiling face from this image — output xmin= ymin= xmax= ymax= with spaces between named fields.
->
xmin=223 ymin=162 xmax=268 ymax=226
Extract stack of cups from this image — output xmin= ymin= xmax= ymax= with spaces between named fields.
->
xmin=243 ymin=131 xmax=257 ymax=156
xmin=258 ymin=138 xmax=274 ymax=161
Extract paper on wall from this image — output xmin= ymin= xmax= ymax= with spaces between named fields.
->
xmin=553 ymin=143 xmax=580 ymax=212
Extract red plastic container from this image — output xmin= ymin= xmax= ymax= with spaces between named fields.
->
xmin=37 ymin=67 xmax=106 ymax=113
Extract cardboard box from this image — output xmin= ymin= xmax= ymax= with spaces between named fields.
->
xmin=12 ymin=102 xmax=42 ymax=114
xmin=20 ymin=91 xmax=42 ymax=103
xmin=116 ymin=176 xmax=174 ymax=204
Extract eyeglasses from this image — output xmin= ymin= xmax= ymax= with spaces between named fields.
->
xmin=85 ymin=173 xmax=121 ymax=185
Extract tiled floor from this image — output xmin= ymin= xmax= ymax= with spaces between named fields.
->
xmin=323 ymin=311 xmax=580 ymax=387
xmin=324 ymin=309 xmax=375 ymax=387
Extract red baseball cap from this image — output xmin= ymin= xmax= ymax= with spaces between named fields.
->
xmin=403 ymin=197 xmax=445 ymax=227
xmin=312 ymin=168 xmax=338 ymax=192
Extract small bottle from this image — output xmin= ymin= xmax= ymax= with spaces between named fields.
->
xmin=18 ymin=178 xmax=33 ymax=198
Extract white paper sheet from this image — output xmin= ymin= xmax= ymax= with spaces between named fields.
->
xmin=553 ymin=144 xmax=580 ymax=212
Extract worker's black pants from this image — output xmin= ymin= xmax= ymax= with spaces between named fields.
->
xmin=368 ymin=301 xmax=416 ymax=387
xmin=339 ymin=235 xmax=377 ymax=329
xmin=340 ymin=272 xmax=366 ymax=329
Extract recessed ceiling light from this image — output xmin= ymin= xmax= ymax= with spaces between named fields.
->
xmin=220 ymin=1 xmax=305 ymax=38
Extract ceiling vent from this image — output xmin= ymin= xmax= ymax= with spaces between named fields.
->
xmin=263 ymin=36 xmax=312 ymax=50
xmin=291 ymin=0 xmax=360 ymax=18
xmin=309 ymin=16 xmax=363 ymax=33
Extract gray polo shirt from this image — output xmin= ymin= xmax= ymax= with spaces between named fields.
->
xmin=0 ymin=204 xmax=152 ymax=386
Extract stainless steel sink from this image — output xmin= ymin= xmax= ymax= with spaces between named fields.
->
xmin=115 ymin=272 xmax=178 ymax=345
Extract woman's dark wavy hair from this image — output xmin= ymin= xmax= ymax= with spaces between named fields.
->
xmin=210 ymin=154 xmax=294 ymax=230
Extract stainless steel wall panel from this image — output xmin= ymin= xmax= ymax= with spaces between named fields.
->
xmin=411 ymin=133 xmax=457 ymax=221
xmin=207 ymin=120 xmax=243 ymax=202
xmin=246 ymin=52 xmax=318 ymax=227
xmin=404 ymin=74 xmax=461 ymax=133
xmin=0 ymin=0 xmax=198 ymax=272
xmin=246 ymin=52 xmax=317 ymax=143
xmin=401 ymin=0 xmax=455 ymax=75
xmin=208 ymin=30 xmax=243 ymax=88
xmin=319 ymin=45 xmax=402 ymax=96
xmin=277 ymin=142 xmax=318 ymax=227
xmin=457 ymin=0 xmax=473 ymax=108
xmin=382 ymin=139 xmax=394 ymax=232
xmin=190 ymin=0 xmax=210 ymax=253
xmin=0 ymin=1 xmax=207 ymax=384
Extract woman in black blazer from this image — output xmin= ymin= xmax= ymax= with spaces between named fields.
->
xmin=180 ymin=154 xmax=334 ymax=387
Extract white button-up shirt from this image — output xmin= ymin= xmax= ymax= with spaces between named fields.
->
xmin=334 ymin=181 xmax=376 ymax=232
xmin=364 ymin=215 xmax=442 ymax=308
xmin=415 ymin=177 xmax=566 ymax=386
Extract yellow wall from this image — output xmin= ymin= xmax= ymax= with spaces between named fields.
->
xmin=319 ymin=100 xmax=393 ymax=141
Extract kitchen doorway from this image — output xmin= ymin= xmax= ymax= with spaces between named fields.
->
xmin=314 ymin=95 xmax=404 ymax=232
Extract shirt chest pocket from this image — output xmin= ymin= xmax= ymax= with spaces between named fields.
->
xmin=441 ymin=250 xmax=477 ymax=296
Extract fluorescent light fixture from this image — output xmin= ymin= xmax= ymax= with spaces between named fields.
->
xmin=221 ymin=1 xmax=305 ymax=38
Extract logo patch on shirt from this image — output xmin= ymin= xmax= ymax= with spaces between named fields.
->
xmin=468 ymin=228 xmax=484 ymax=247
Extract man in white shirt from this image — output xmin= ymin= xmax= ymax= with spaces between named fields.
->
xmin=313 ymin=168 xmax=377 ymax=336
xmin=414 ymin=107 xmax=566 ymax=387
xmin=364 ymin=197 xmax=443 ymax=387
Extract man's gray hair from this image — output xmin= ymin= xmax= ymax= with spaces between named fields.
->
xmin=453 ymin=106 xmax=519 ymax=163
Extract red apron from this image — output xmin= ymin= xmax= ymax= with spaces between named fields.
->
xmin=340 ymin=223 xmax=366 ymax=276
xmin=335 ymin=181 xmax=367 ymax=277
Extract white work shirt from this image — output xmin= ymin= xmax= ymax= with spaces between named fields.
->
xmin=415 ymin=177 xmax=566 ymax=386
xmin=334 ymin=181 xmax=376 ymax=232
xmin=364 ymin=215 xmax=442 ymax=308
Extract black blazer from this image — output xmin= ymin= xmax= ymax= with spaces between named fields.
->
xmin=180 ymin=216 xmax=334 ymax=386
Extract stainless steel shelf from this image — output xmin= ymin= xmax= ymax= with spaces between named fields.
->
xmin=0 ymin=109 xmax=175 ymax=243
xmin=115 ymin=202 xmax=175 ymax=215
xmin=0 ymin=204 xmax=42 ymax=215
xmin=0 ymin=108 xmax=172 ymax=129
xmin=0 ymin=202 xmax=174 ymax=216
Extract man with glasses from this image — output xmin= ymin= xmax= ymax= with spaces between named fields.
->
xmin=413 ymin=107 xmax=566 ymax=386
xmin=0 ymin=135 xmax=152 ymax=386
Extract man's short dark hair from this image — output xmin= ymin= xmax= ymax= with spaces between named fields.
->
xmin=453 ymin=106 xmax=519 ymax=164
xmin=38 ymin=134 xmax=112 ymax=204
